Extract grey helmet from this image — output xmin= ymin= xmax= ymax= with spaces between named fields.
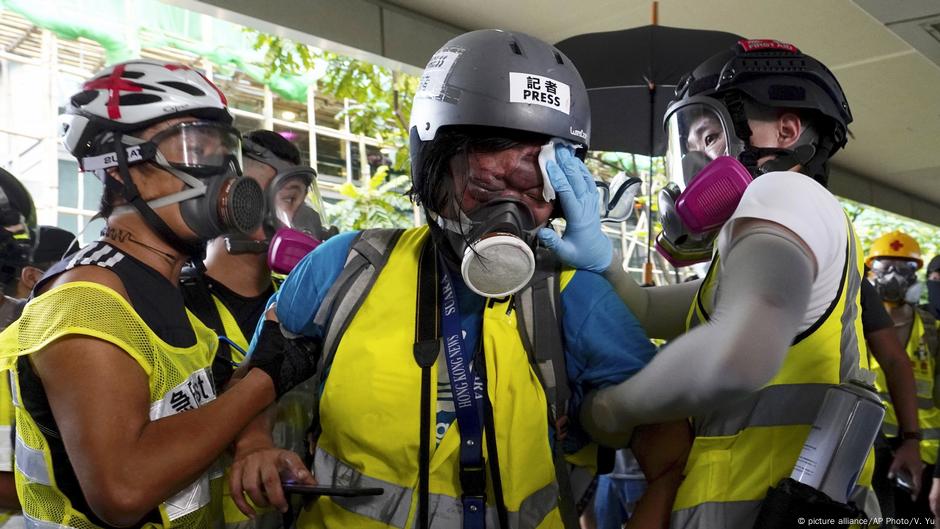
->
xmin=409 ymin=29 xmax=591 ymax=209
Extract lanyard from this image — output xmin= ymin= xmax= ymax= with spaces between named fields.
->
xmin=438 ymin=256 xmax=487 ymax=529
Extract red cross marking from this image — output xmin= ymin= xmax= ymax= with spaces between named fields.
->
xmin=82 ymin=63 xmax=142 ymax=120
xmin=889 ymin=239 xmax=904 ymax=251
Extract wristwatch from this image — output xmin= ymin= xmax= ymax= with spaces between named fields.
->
xmin=900 ymin=430 xmax=923 ymax=441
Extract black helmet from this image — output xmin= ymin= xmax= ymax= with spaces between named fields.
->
xmin=409 ymin=29 xmax=591 ymax=210
xmin=0 ymin=169 xmax=37 ymax=286
xmin=664 ymin=39 xmax=851 ymax=183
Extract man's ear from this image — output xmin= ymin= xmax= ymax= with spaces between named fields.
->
xmin=20 ymin=265 xmax=43 ymax=292
xmin=777 ymin=112 xmax=803 ymax=149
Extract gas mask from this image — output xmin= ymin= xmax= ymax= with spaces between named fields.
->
xmin=870 ymin=258 xmax=919 ymax=304
xmin=657 ymin=96 xmax=819 ymax=266
xmin=263 ymin=170 xmax=333 ymax=274
xmin=84 ymin=121 xmax=264 ymax=244
xmin=226 ymin=135 xmax=334 ymax=273
xmin=438 ymin=199 xmax=540 ymax=298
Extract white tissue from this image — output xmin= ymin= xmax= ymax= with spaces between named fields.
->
xmin=537 ymin=138 xmax=577 ymax=202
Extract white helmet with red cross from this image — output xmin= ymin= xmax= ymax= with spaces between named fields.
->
xmin=59 ymin=59 xmax=232 ymax=160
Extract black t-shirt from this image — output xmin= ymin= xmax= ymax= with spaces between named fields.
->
xmin=203 ymin=274 xmax=273 ymax=344
xmin=861 ymin=279 xmax=894 ymax=335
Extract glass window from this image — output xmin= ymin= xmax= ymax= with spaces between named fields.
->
xmin=315 ymin=135 xmax=345 ymax=180
xmin=57 ymin=212 xmax=78 ymax=235
xmin=82 ymin=172 xmax=104 ymax=211
xmin=58 ymin=160 xmax=78 ymax=208
xmin=273 ymin=94 xmax=308 ymax=124
xmin=233 ymin=115 xmax=264 ymax=136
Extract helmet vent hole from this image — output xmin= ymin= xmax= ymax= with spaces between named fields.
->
xmin=159 ymin=81 xmax=206 ymax=96
xmin=130 ymin=82 xmax=166 ymax=93
xmin=119 ymin=93 xmax=162 ymax=106
xmin=71 ymin=90 xmax=98 ymax=106
xmin=120 ymin=70 xmax=145 ymax=79
xmin=509 ymin=40 xmax=523 ymax=56
xmin=553 ymin=51 xmax=564 ymax=65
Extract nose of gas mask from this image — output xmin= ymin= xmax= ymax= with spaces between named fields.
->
xmin=179 ymin=175 xmax=264 ymax=240
xmin=451 ymin=200 xmax=539 ymax=298
xmin=655 ymin=155 xmax=753 ymax=267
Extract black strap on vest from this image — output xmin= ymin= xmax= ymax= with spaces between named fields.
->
xmin=179 ymin=266 xmax=239 ymax=390
xmin=413 ymin=241 xmax=439 ymax=529
xmin=517 ymin=248 xmax=581 ymax=527
xmin=917 ymin=306 xmax=939 ymax=359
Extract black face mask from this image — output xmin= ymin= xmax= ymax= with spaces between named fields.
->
xmin=926 ymin=280 xmax=940 ymax=317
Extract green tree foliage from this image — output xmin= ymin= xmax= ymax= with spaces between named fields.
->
xmin=249 ymin=31 xmax=417 ymax=230
xmin=249 ymin=31 xmax=416 ymax=173
xmin=327 ymin=166 xmax=413 ymax=231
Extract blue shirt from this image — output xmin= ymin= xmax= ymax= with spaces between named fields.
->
xmin=252 ymin=229 xmax=656 ymax=449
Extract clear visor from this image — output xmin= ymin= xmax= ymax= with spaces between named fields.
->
xmin=150 ymin=121 xmax=243 ymax=177
xmin=270 ymin=169 xmax=327 ymax=236
xmin=664 ymin=101 xmax=734 ymax=192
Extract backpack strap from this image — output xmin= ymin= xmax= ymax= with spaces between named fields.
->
xmin=514 ymin=247 xmax=580 ymax=528
xmin=305 ymin=228 xmax=404 ymax=444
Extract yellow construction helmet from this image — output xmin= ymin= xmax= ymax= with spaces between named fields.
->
xmin=866 ymin=230 xmax=923 ymax=269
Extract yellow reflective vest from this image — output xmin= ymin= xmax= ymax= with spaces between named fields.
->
xmin=0 ymin=282 xmax=218 ymax=529
xmin=872 ymin=307 xmax=940 ymax=464
xmin=672 ymin=220 xmax=876 ymax=528
xmin=297 ymin=227 xmax=575 ymax=529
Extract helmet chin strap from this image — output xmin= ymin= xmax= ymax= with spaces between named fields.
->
xmin=111 ymin=131 xmax=202 ymax=258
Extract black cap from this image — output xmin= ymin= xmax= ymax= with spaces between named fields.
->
xmin=928 ymin=255 xmax=940 ymax=274
xmin=32 ymin=226 xmax=77 ymax=266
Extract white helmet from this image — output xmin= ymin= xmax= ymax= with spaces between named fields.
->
xmin=60 ymin=59 xmax=232 ymax=160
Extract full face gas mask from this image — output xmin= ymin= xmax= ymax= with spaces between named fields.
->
xmin=437 ymin=198 xmax=541 ymax=298
xmin=656 ymin=99 xmax=755 ymax=266
xmin=83 ymin=121 xmax=264 ymax=255
xmin=229 ymin=135 xmax=334 ymax=273
xmin=870 ymin=258 xmax=919 ymax=304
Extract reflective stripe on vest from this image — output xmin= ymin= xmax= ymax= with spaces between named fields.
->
xmin=300 ymin=227 xmax=564 ymax=529
xmin=313 ymin=447 xmax=559 ymax=529
xmin=672 ymin=500 xmax=760 ymax=529
xmin=673 ymin=216 xmax=877 ymax=528
xmin=23 ymin=514 xmax=69 ymax=529
xmin=14 ymin=435 xmax=49 ymax=486
xmin=873 ymin=309 xmax=940 ymax=464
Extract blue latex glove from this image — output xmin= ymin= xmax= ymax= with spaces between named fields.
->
xmin=538 ymin=145 xmax=612 ymax=272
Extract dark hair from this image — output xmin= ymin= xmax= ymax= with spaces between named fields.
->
xmin=412 ymin=126 xmax=549 ymax=213
xmin=244 ymin=129 xmax=301 ymax=165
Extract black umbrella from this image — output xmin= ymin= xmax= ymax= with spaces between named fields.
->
xmin=556 ymin=25 xmax=743 ymax=155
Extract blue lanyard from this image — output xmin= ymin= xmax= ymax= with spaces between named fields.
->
xmin=438 ymin=257 xmax=487 ymax=529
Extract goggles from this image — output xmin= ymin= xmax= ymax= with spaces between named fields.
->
xmin=149 ymin=121 xmax=243 ymax=178
xmin=870 ymin=258 xmax=918 ymax=278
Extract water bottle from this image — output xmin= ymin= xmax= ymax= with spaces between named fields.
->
xmin=789 ymin=370 xmax=885 ymax=503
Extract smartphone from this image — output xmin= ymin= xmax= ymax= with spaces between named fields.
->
xmin=894 ymin=470 xmax=915 ymax=494
xmin=281 ymin=482 xmax=384 ymax=497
